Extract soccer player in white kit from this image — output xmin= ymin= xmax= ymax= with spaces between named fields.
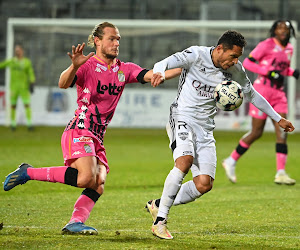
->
xmin=146 ymin=30 xmax=295 ymax=239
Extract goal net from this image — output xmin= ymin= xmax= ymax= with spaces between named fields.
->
xmin=2 ymin=18 xmax=298 ymax=130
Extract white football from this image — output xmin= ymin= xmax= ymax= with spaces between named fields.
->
xmin=214 ymin=80 xmax=244 ymax=111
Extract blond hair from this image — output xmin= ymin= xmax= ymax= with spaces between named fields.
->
xmin=87 ymin=22 xmax=118 ymax=48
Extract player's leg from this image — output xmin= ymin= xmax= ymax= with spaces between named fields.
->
xmin=62 ymin=158 xmax=107 ymax=235
xmin=10 ymin=89 xmax=18 ymax=130
xmin=3 ymin=130 xmax=99 ymax=191
xmin=223 ymin=113 xmax=266 ymax=183
xmin=173 ymin=139 xmax=216 ymax=205
xmin=20 ymin=89 xmax=33 ymax=130
xmin=151 ymin=119 xmax=194 ymax=239
xmin=151 ymin=155 xmax=190 ymax=240
xmin=272 ymin=113 xmax=295 ymax=185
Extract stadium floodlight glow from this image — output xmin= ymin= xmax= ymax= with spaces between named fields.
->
xmin=4 ymin=18 xmax=297 ymax=127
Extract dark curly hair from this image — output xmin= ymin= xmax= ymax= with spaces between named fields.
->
xmin=269 ymin=20 xmax=295 ymax=46
xmin=217 ymin=30 xmax=247 ymax=51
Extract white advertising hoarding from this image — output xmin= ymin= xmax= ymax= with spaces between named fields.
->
xmin=0 ymin=86 xmax=298 ymax=131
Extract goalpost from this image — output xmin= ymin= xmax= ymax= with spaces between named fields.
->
xmin=3 ymin=18 xmax=298 ymax=129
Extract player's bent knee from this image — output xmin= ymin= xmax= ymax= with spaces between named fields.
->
xmin=195 ymin=182 xmax=213 ymax=194
xmin=77 ymin=175 xmax=97 ymax=189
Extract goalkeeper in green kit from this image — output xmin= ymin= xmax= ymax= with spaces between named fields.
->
xmin=0 ymin=45 xmax=35 ymax=130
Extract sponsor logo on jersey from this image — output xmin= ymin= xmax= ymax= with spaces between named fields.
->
xmin=113 ymin=66 xmax=119 ymax=72
xmin=95 ymin=67 xmax=102 ymax=73
xmin=78 ymin=111 xmax=86 ymax=120
xmin=184 ymin=49 xmax=192 ymax=53
xmin=192 ymin=80 xmax=214 ymax=98
xmin=95 ymin=63 xmax=107 ymax=73
xmin=84 ymin=144 xmax=93 ymax=153
xmin=200 ymin=68 xmax=206 ymax=73
xmin=72 ymin=151 xmax=82 ymax=156
xmin=78 ymin=121 xmax=85 ymax=129
xmin=80 ymin=97 xmax=89 ymax=104
xmin=73 ymin=137 xmax=93 ymax=143
xmin=178 ymin=132 xmax=188 ymax=140
xmin=83 ymin=88 xmax=91 ymax=94
xmin=97 ymin=80 xmax=123 ymax=96
xmin=183 ymin=151 xmax=193 ymax=156
xmin=118 ymin=71 xmax=125 ymax=82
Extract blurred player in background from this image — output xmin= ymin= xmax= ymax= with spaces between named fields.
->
xmin=223 ymin=20 xmax=299 ymax=185
xmin=3 ymin=22 xmax=181 ymax=235
xmin=0 ymin=45 xmax=35 ymax=131
xmin=146 ymin=30 xmax=295 ymax=240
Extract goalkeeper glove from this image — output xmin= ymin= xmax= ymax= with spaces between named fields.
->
xmin=267 ymin=70 xmax=284 ymax=82
xmin=29 ymin=83 xmax=34 ymax=94
xmin=293 ymin=69 xmax=299 ymax=80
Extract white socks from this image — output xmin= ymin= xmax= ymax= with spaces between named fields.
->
xmin=173 ymin=180 xmax=202 ymax=205
xmin=157 ymin=167 xmax=185 ymax=219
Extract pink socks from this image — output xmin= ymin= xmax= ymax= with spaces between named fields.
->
xmin=231 ymin=140 xmax=250 ymax=161
xmin=27 ymin=166 xmax=67 ymax=184
xmin=70 ymin=195 xmax=96 ymax=223
xmin=276 ymin=153 xmax=287 ymax=171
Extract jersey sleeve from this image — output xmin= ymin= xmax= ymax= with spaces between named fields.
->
xmin=230 ymin=62 xmax=281 ymax=122
xmin=0 ymin=59 xmax=12 ymax=69
xmin=74 ymin=61 xmax=88 ymax=87
xmin=124 ymin=62 xmax=146 ymax=84
xmin=246 ymin=84 xmax=281 ymax=122
xmin=153 ymin=46 xmax=199 ymax=76
xmin=248 ymin=40 xmax=267 ymax=61
xmin=230 ymin=61 xmax=252 ymax=94
xmin=26 ymin=59 xmax=35 ymax=83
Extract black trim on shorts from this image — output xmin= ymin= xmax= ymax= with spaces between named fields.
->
xmin=171 ymin=140 xmax=176 ymax=152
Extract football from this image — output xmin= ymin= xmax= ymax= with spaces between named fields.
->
xmin=214 ymin=80 xmax=244 ymax=111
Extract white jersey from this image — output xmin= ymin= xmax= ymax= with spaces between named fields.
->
xmin=153 ymin=46 xmax=281 ymax=131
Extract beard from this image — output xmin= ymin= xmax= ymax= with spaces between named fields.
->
xmin=101 ymin=47 xmax=118 ymax=59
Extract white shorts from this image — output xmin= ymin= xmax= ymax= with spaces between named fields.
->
xmin=166 ymin=115 xmax=217 ymax=179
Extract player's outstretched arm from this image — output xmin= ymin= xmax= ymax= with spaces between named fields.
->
xmin=58 ymin=43 xmax=94 ymax=89
xmin=278 ymin=118 xmax=295 ymax=132
xmin=146 ymin=68 xmax=181 ymax=87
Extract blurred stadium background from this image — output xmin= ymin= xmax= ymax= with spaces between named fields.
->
xmin=0 ymin=0 xmax=300 ymax=130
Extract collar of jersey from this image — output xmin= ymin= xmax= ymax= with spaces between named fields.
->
xmin=93 ymin=55 xmax=120 ymax=69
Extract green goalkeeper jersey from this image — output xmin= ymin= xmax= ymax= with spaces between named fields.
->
xmin=0 ymin=57 xmax=35 ymax=91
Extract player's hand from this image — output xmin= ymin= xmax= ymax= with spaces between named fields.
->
xmin=293 ymin=69 xmax=299 ymax=80
xmin=267 ymin=70 xmax=284 ymax=82
xmin=278 ymin=118 xmax=294 ymax=132
xmin=29 ymin=83 xmax=34 ymax=94
xmin=67 ymin=43 xmax=94 ymax=69
xmin=151 ymin=72 xmax=165 ymax=88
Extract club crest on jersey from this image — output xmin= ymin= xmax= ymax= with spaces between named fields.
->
xmin=84 ymin=144 xmax=93 ymax=153
xmin=118 ymin=71 xmax=125 ymax=82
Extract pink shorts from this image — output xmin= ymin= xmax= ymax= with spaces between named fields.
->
xmin=61 ymin=129 xmax=109 ymax=173
xmin=249 ymin=83 xmax=288 ymax=120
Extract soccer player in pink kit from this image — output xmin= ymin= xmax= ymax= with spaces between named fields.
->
xmin=223 ymin=20 xmax=299 ymax=185
xmin=3 ymin=22 xmax=181 ymax=235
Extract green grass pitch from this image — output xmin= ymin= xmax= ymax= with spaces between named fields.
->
xmin=0 ymin=126 xmax=299 ymax=249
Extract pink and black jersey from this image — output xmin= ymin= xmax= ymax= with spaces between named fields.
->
xmin=247 ymin=37 xmax=293 ymax=89
xmin=65 ymin=56 xmax=147 ymax=142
